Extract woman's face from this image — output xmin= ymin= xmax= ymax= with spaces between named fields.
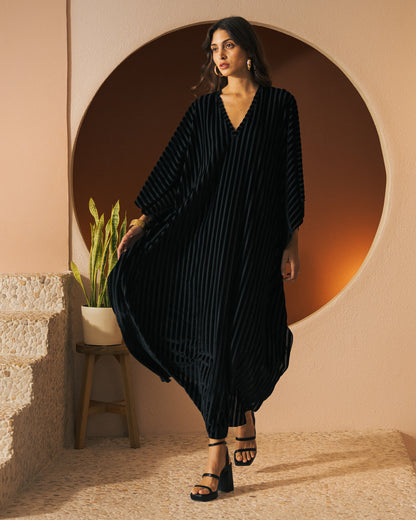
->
xmin=210 ymin=28 xmax=249 ymax=77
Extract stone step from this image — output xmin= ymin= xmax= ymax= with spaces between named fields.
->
xmin=0 ymin=402 xmax=28 ymax=466
xmin=0 ymin=311 xmax=61 ymax=357
xmin=0 ymin=330 xmax=66 ymax=469
xmin=0 ymin=272 xmax=72 ymax=312
xmin=0 ymin=398 xmax=62 ymax=502
xmin=0 ymin=354 xmax=45 ymax=405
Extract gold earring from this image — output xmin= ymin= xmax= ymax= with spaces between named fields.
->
xmin=247 ymin=58 xmax=252 ymax=71
xmin=214 ymin=65 xmax=222 ymax=76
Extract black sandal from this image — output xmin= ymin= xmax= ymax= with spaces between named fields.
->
xmin=234 ymin=411 xmax=257 ymax=466
xmin=190 ymin=440 xmax=234 ymax=502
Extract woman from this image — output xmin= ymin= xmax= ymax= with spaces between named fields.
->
xmin=108 ymin=16 xmax=304 ymax=502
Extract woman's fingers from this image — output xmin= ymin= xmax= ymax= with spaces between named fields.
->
xmin=117 ymin=234 xmax=131 ymax=259
xmin=281 ymin=252 xmax=289 ymax=278
xmin=117 ymin=227 xmax=145 ymax=259
xmin=283 ymin=263 xmax=293 ymax=280
xmin=117 ymin=240 xmax=126 ymax=259
xmin=289 ymin=258 xmax=297 ymax=280
xmin=288 ymin=257 xmax=300 ymax=280
xmin=281 ymin=250 xmax=300 ymax=281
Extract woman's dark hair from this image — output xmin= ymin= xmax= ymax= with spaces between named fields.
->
xmin=191 ymin=16 xmax=272 ymax=96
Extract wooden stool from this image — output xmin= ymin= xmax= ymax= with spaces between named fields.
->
xmin=74 ymin=342 xmax=140 ymax=449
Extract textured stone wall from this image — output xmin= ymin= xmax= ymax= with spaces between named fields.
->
xmin=0 ymin=273 xmax=72 ymax=312
xmin=0 ymin=272 xmax=74 ymax=509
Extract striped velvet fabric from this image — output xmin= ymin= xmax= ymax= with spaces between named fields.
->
xmin=108 ymin=85 xmax=305 ymax=439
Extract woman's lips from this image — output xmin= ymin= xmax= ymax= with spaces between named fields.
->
xmin=219 ymin=63 xmax=229 ymax=69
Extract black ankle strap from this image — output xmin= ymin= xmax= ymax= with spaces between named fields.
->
xmin=208 ymin=440 xmax=227 ymax=447
xmin=202 ymin=472 xmax=220 ymax=479
xmin=236 ymin=436 xmax=256 ymax=441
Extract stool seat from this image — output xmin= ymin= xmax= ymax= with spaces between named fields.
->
xmin=74 ymin=342 xmax=140 ymax=449
xmin=76 ymin=343 xmax=130 ymax=356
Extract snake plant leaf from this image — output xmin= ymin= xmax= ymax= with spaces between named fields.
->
xmin=70 ymin=260 xmax=90 ymax=306
xmin=90 ymin=213 xmax=104 ymax=307
xmin=105 ymin=218 xmax=111 ymax=243
xmin=102 ymin=249 xmax=119 ymax=307
xmin=97 ymin=228 xmax=111 ymax=307
xmin=89 ymin=222 xmax=95 ymax=304
xmin=89 ymin=197 xmax=99 ymax=226
xmin=108 ymin=202 xmax=120 ymax=267
xmin=107 ymin=248 xmax=118 ymax=281
xmin=89 ymin=221 xmax=96 ymax=286
xmin=111 ymin=201 xmax=120 ymax=238
xmin=120 ymin=212 xmax=127 ymax=241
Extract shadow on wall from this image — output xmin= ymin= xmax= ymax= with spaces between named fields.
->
xmin=72 ymin=24 xmax=386 ymax=324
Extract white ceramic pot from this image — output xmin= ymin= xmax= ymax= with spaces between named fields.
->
xmin=81 ymin=306 xmax=123 ymax=346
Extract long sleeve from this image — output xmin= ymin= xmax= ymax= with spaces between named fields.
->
xmin=284 ymin=92 xmax=305 ymax=247
xmin=135 ymin=100 xmax=196 ymax=222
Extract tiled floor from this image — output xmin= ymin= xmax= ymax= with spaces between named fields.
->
xmin=1 ymin=430 xmax=416 ymax=519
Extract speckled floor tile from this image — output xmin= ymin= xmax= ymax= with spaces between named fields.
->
xmin=1 ymin=430 xmax=416 ymax=519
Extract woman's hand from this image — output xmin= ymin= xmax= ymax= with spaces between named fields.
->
xmin=117 ymin=225 xmax=145 ymax=259
xmin=281 ymin=229 xmax=300 ymax=281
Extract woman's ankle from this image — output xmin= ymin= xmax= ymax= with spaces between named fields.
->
xmin=208 ymin=437 xmax=226 ymax=444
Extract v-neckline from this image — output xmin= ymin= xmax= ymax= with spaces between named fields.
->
xmin=217 ymin=85 xmax=261 ymax=134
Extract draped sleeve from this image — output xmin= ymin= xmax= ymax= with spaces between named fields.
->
xmin=284 ymin=92 xmax=305 ymax=248
xmin=135 ymin=100 xmax=196 ymax=222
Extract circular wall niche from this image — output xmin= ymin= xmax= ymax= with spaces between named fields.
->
xmin=72 ymin=23 xmax=386 ymax=324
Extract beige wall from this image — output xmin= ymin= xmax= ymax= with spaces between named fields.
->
xmin=0 ymin=0 xmax=68 ymax=273
xmin=69 ymin=0 xmax=416 ymax=456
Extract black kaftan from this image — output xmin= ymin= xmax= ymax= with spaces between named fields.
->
xmin=108 ymin=85 xmax=305 ymax=439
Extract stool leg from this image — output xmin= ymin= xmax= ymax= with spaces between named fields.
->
xmin=75 ymin=353 xmax=96 ymax=449
xmin=118 ymin=354 xmax=140 ymax=448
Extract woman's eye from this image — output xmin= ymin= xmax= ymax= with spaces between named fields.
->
xmin=211 ymin=42 xmax=234 ymax=52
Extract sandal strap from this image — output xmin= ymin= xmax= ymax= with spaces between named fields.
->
xmin=234 ymin=448 xmax=257 ymax=453
xmin=202 ymin=472 xmax=220 ymax=479
xmin=208 ymin=440 xmax=227 ymax=447
xmin=192 ymin=484 xmax=214 ymax=492
xmin=236 ymin=436 xmax=256 ymax=441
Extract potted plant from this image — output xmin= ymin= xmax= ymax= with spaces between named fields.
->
xmin=71 ymin=197 xmax=127 ymax=345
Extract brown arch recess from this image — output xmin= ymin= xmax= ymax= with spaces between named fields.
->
xmin=73 ymin=24 xmax=386 ymax=324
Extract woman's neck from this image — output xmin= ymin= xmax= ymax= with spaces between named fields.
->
xmin=222 ymin=75 xmax=258 ymax=96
